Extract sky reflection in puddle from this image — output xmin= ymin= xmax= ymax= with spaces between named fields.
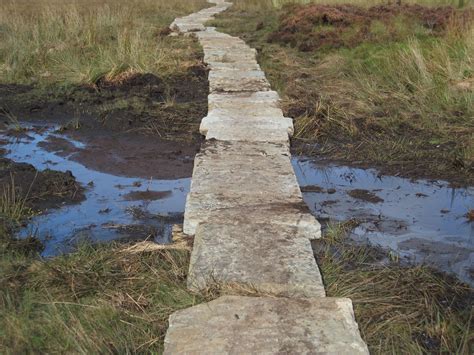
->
xmin=2 ymin=127 xmax=189 ymax=256
xmin=293 ymin=158 xmax=473 ymax=286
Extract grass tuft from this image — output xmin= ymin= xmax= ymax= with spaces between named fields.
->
xmin=0 ymin=176 xmax=33 ymax=225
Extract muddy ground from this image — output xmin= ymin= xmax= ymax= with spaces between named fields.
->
xmin=0 ymin=59 xmax=208 ymax=253
xmin=0 ymin=63 xmax=209 ymax=180
xmin=0 ymin=157 xmax=84 ymax=212
xmin=0 ymin=156 xmax=84 ymax=254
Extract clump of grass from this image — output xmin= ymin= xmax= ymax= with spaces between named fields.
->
xmin=0 ymin=176 xmax=42 ymax=256
xmin=0 ymin=107 xmax=23 ymax=132
xmin=0 ymin=176 xmax=34 ymax=225
xmin=314 ymin=221 xmax=473 ymax=354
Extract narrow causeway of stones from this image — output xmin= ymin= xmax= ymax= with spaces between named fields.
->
xmin=165 ymin=1 xmax=369 ymax=353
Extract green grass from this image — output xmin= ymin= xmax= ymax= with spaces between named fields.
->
xmin=0 ymin=0 xmax=209 ymax=86
xmin=0 ymin=244 xmax=208 ymax=353
xmin=315 ymin=221 xmax=473 ymax=354
xmin=1 ymin=219 xmax=471 ymax=354
xmin=210 ymin=0 xmax=474 ymax=185
xmin=0 ymin=178 xmax=33 ymax=225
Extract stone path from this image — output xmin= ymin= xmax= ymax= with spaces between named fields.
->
xmin=164 ymin=1 xmax=369 ymax=353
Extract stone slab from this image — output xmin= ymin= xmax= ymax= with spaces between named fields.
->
xmin=201 ymin=104 xmax=294 ymax=141
xmin=200 ymin=116 xmax=293 ymax=142
xmin=164 ymin=295 xmax=369 ymax=355
xmin=183 ymin=192 xmax=320 ymax=238
xmin=206 ymin=105 xmax=285 ymax=118
xmin=189 ymin=141 xmax=301 ymax=197
xmin=183 ymin=141 xmax=319 ymax=236
xmin=202 ymin=123 xmax=289 ymax=142
xmin=207 ymin=61 xmax=262 ymax=71
xmin=171 ymin=22 xmax=205 ymax=32
xmin=188 ymin=223 xmax=325 ymax=297
xmin=195 ymin=28 xmax=234 ymax=40
xmin=204 ymin=50 xmax=258 ymax=65
xmin=170 ymin=2 xmax=231 ymax=33
xmin=209 ymin=68 xmax=270 ymax=92
xmin=208 ymin=91 xmax=281 ymax=111
xmin=200 ymin=37 xmax=248 ymax=47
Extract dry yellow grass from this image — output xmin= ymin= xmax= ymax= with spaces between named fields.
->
xmin=0 ymin=0 xmax=209 ymax=85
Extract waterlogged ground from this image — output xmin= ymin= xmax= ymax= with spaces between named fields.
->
xmin=1 ymin=125 xmax=189 ymax=256
xmin=2 ymin=123 xmax=473 ymax=284
xmin=294 ymin=158 xmax=474 ymax=286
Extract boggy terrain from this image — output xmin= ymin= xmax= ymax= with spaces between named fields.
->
xmin=0 ymin=156 xmax=84 ymax=254
xmin=0 ymin=61 xmax=209 ymax=253
xmin=211 ymin=1 xmax=474 ymax=186
xmin=0 ymin=65 xmax=209 ymax=179
xmin=0 ymin=0 xmax=473 ymax=354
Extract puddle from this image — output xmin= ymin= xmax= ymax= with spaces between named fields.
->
xmin=1 ymin=125 xmax=190 ymax=256
xmin=294 ymin=158 xmax=474 ymax=286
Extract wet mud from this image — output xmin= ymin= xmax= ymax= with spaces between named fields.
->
xmin=42 ymin=129 xmax=198 ymax=179
xmin=0 ymin=156 xmax=84 ymax=211
xmin=0 ymin=66 xmax=208 ymax=179
xmin=294 ymin=157 xmax=474 ymax=286
xmin=347 ymin=189 xmax=384 ymax=204
xmin=123 ymin=190 xmax=172 ymax=201
xmin=0 ymin=47 xmax=209 ymax=253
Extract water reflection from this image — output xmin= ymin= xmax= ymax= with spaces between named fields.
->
xmin=293 ymin=158 xmax=474 ymax=286
xmin=2 ymin=126 xmax=190 ymax=256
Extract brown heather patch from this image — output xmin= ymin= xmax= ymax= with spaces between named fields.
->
xmin=268 ymin=3 xmax=474 ymax=51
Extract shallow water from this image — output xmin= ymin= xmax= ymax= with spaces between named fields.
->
xmin=3 ymin=125 xmax=473 ymax=283
xmin=2 ymin=126 xmax=190 ymax=256
xmin=293 ymin=158 xmax=474 ymax=286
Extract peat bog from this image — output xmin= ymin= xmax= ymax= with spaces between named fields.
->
xmin=0 ymin=0 xmax=473 ymax=353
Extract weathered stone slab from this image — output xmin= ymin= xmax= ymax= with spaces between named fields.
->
xmin=201 ymin=41 xmax=249 ymax=50
xmin=195 ymin=28 xmax=233 ymax=40
xmin=206 ymin=61 xmax=262 ymax=72
xmin=189 ymin=157 xmax=300 ymax=196
xmin=171 ymin=21 xmax=205 ymax=32
xmin=204 ymin=50 xmax=258 ymax=65
xmin=201 ymin=101 xmax=293 ymax=142
xmin=199 ymin=35 xmax=247 ymax=46
xmin=200 ymin=113 xmax=293 ymax=141
xmin=183 ymin=141 xmax=319 ymax=236
xmin=189 ymin=141 xmax=301 ymax=197
xmin=202 ymin=124 xmax=290 ymax=142
xmin=183 ymin=192 xmax=321 ymax=238
xmin=209 ymin=68 xmax=270 ymax=92
xmin=188 ymin=223 xmax=325 ymax=297
xmin=164 ymin=295 xmax=369 ymax=355
xmin=170 ymin=2 xmax=231 ymax=33
xmin=208 ymin=91 xmax=281 ymax=111
xmin=206 ymin=105 xmax=285 ymax=118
